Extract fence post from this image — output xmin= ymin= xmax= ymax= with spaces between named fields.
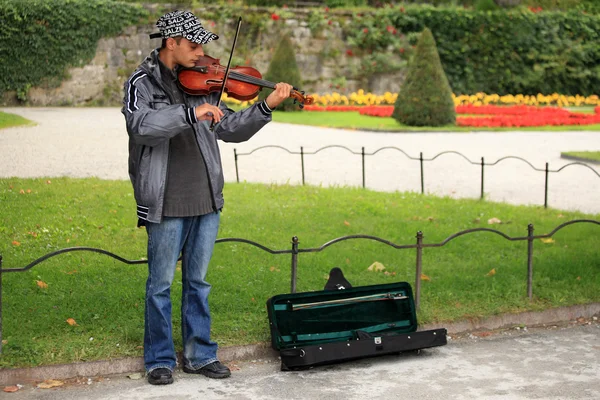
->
xmin=0 ymin=254 xmax=3 ymax=354
xmin=300 ymin=147 xmax=305 ymax=185
xmin=527 ymin=224 xmax=534 ymax=300
xmin=290 ymin=236 xmax=299 ymax=293
xmin=544 ymin=162 xmax=549 ymax=208
xmin=480 ymin=157 xmax=485 ymax=200
xmin=234 ymin=149 xmax=239 ymax=183
xmin=420 ymin=152 xmax=424 ymax=194
xmin=361 ymin=147 xmax=366 ymax=188
xmin=415 ymin=231 xmax=423 ymax=310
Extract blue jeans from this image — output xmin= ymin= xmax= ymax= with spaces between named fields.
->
xmin=144 ymin=212 xmax=220 ymax=372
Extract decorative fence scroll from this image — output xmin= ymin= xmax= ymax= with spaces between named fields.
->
xmin=1 ymin=219 xmax=598 ymax=354
xmin=233 ymin=146 xmax=600 ymax=208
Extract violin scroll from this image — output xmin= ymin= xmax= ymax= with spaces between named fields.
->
xmin=290 ymin=90 xmax=314 ymax=109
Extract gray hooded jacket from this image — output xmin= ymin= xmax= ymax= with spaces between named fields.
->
xmin=122 ymin=49 xmax=273 ymax=224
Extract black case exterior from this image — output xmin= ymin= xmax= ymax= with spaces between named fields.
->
xmin=266 ymin=281 xmax=447 ymax=370
xmin=279 ymin=328 xmax=447 ymax=370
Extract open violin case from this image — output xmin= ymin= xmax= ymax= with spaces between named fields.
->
xmin=266 ymin=269 xmax=447 ymax=370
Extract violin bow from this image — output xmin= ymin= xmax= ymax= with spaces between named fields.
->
xmin=210 ymin=16 xmax=243 ymax=132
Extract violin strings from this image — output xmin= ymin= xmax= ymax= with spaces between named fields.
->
xmin=228 ymin=71 xmax=277 ymax=90
xmin=197 ymin=64 xmax=305 ymax=97
xmin=206 ymin=65 xmax=278 ymax=90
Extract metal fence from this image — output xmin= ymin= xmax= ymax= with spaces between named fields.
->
xmin=1 ymin=219 xmax=598 ymax=354
xmin=233 ymin=146 xmax=600 ymax=208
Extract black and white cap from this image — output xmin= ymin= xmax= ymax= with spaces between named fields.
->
xmin=149 ymin=10 xmax=218 ymax=45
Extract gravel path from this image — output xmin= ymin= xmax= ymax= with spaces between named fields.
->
xmin=1 ymin=107 xmax=599 ymax=214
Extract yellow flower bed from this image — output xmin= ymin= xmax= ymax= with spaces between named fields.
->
xmin=221 ymin=92 xmax=258 ymax=108
xmin=453 ymin=93 xmax=600 ymax=107
xmin=222 ymin=91 xmax=600 ymax=108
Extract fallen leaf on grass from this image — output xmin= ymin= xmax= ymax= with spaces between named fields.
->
xmin=37 ymin=379 xmax=64 ymax=389
xmin=36 ymin=280 xmax=48 ymax=289
xmin=540 ymin=238 xmax=555 ymax=244
xmin=420 ymin=274 xmax=431 ymax=281
xmin=2 ymin=340 xmax=7 ymax=345
xmin=343 ymin=220 xmax=350 ymax=226
xmin=46 ymin=180 xmax=52 ymax=184
xmin=127 ymin=373 xmax=143 ymax=380
xmin=487 ymin=217 xmax=502 ymax=224
xmin=66 ymin=318 xmax=77 ymax=326
xmin=3 ymin=386 xmax=19 ymax=393
xmin=11 ymin=241 xmax=20 ymax=246
xmin=487 ymin=268 xmax=496 ymax=276
xmin=66 ymin=270 xmax=77 ymax=275
xmin=269 ymin=266 xmax=280 ymax=272
xmin=383 ymin=271 xmax=397 ymax=276
xmin=367 ymin=261 xmax=385 ymax=272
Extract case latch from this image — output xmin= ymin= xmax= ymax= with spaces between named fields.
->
xmin=374 ymin=337 xmax=383 ymax=350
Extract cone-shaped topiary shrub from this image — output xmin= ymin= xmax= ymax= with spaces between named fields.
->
xmin=392 ymin=28 xmax=456 ymax=127
xmin=258 ymin=33 xmax=303 ymax=112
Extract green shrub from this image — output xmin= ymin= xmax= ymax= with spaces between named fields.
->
xmin=392 ymin=28 xmax=455 ymax=127
xmin=342 ymin=6 xmax=600 ymax=95
xmin=523 ymin=0 xmax=600 ymax=13
xmin=0 ymin=0 xmax=147 ymax=100
xmin=475 ymin=0 xmax=501 ymax=11
xmin=258 ymin=33 xmax=303 ymax=112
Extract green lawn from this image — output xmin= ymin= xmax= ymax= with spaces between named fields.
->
xmin=561 ymin=151 xmax=600 ymax=163
xmin=1 ymin=178 xmax=598 ymax=368
xmin=0 ymin=111 xmax=34 ymax=129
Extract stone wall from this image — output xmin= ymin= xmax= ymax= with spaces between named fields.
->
xmin=10 ymin=17 xmax=405 ymax=107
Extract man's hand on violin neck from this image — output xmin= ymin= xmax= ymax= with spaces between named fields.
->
xmin=266 ymin=82 xmax=294 ymax=110
xmin=195 ymin=103 xmax=224 ymax=122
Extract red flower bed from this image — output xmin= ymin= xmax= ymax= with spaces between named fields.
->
xmin=303 ymin=105 xmax=600 ymax=127
xmin=456 ymin=104 xmax=571 ymax=116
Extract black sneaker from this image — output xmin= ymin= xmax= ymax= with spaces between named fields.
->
xmin=147 ymin=368 xmax=174 ymax=385
xmin=183 ymin=361 xmax=231 ymax=379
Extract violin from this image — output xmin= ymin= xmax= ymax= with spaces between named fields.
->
xmin=177 ymin=55 xmax=314 ymax=108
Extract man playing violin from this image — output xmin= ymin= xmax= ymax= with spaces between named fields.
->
xmin=122 ymin=10 xmax=293 ymax=385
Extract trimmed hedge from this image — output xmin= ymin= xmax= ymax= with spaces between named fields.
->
xmin=0 ymin=0 xmax=147 ymax=100
xmin=393 ymin=28 xmax=456 ymax=126
xmin=258 ymin=33 xmax=303 ymax=112
xmin=344 ymin=6 xmax=600 ymax=95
